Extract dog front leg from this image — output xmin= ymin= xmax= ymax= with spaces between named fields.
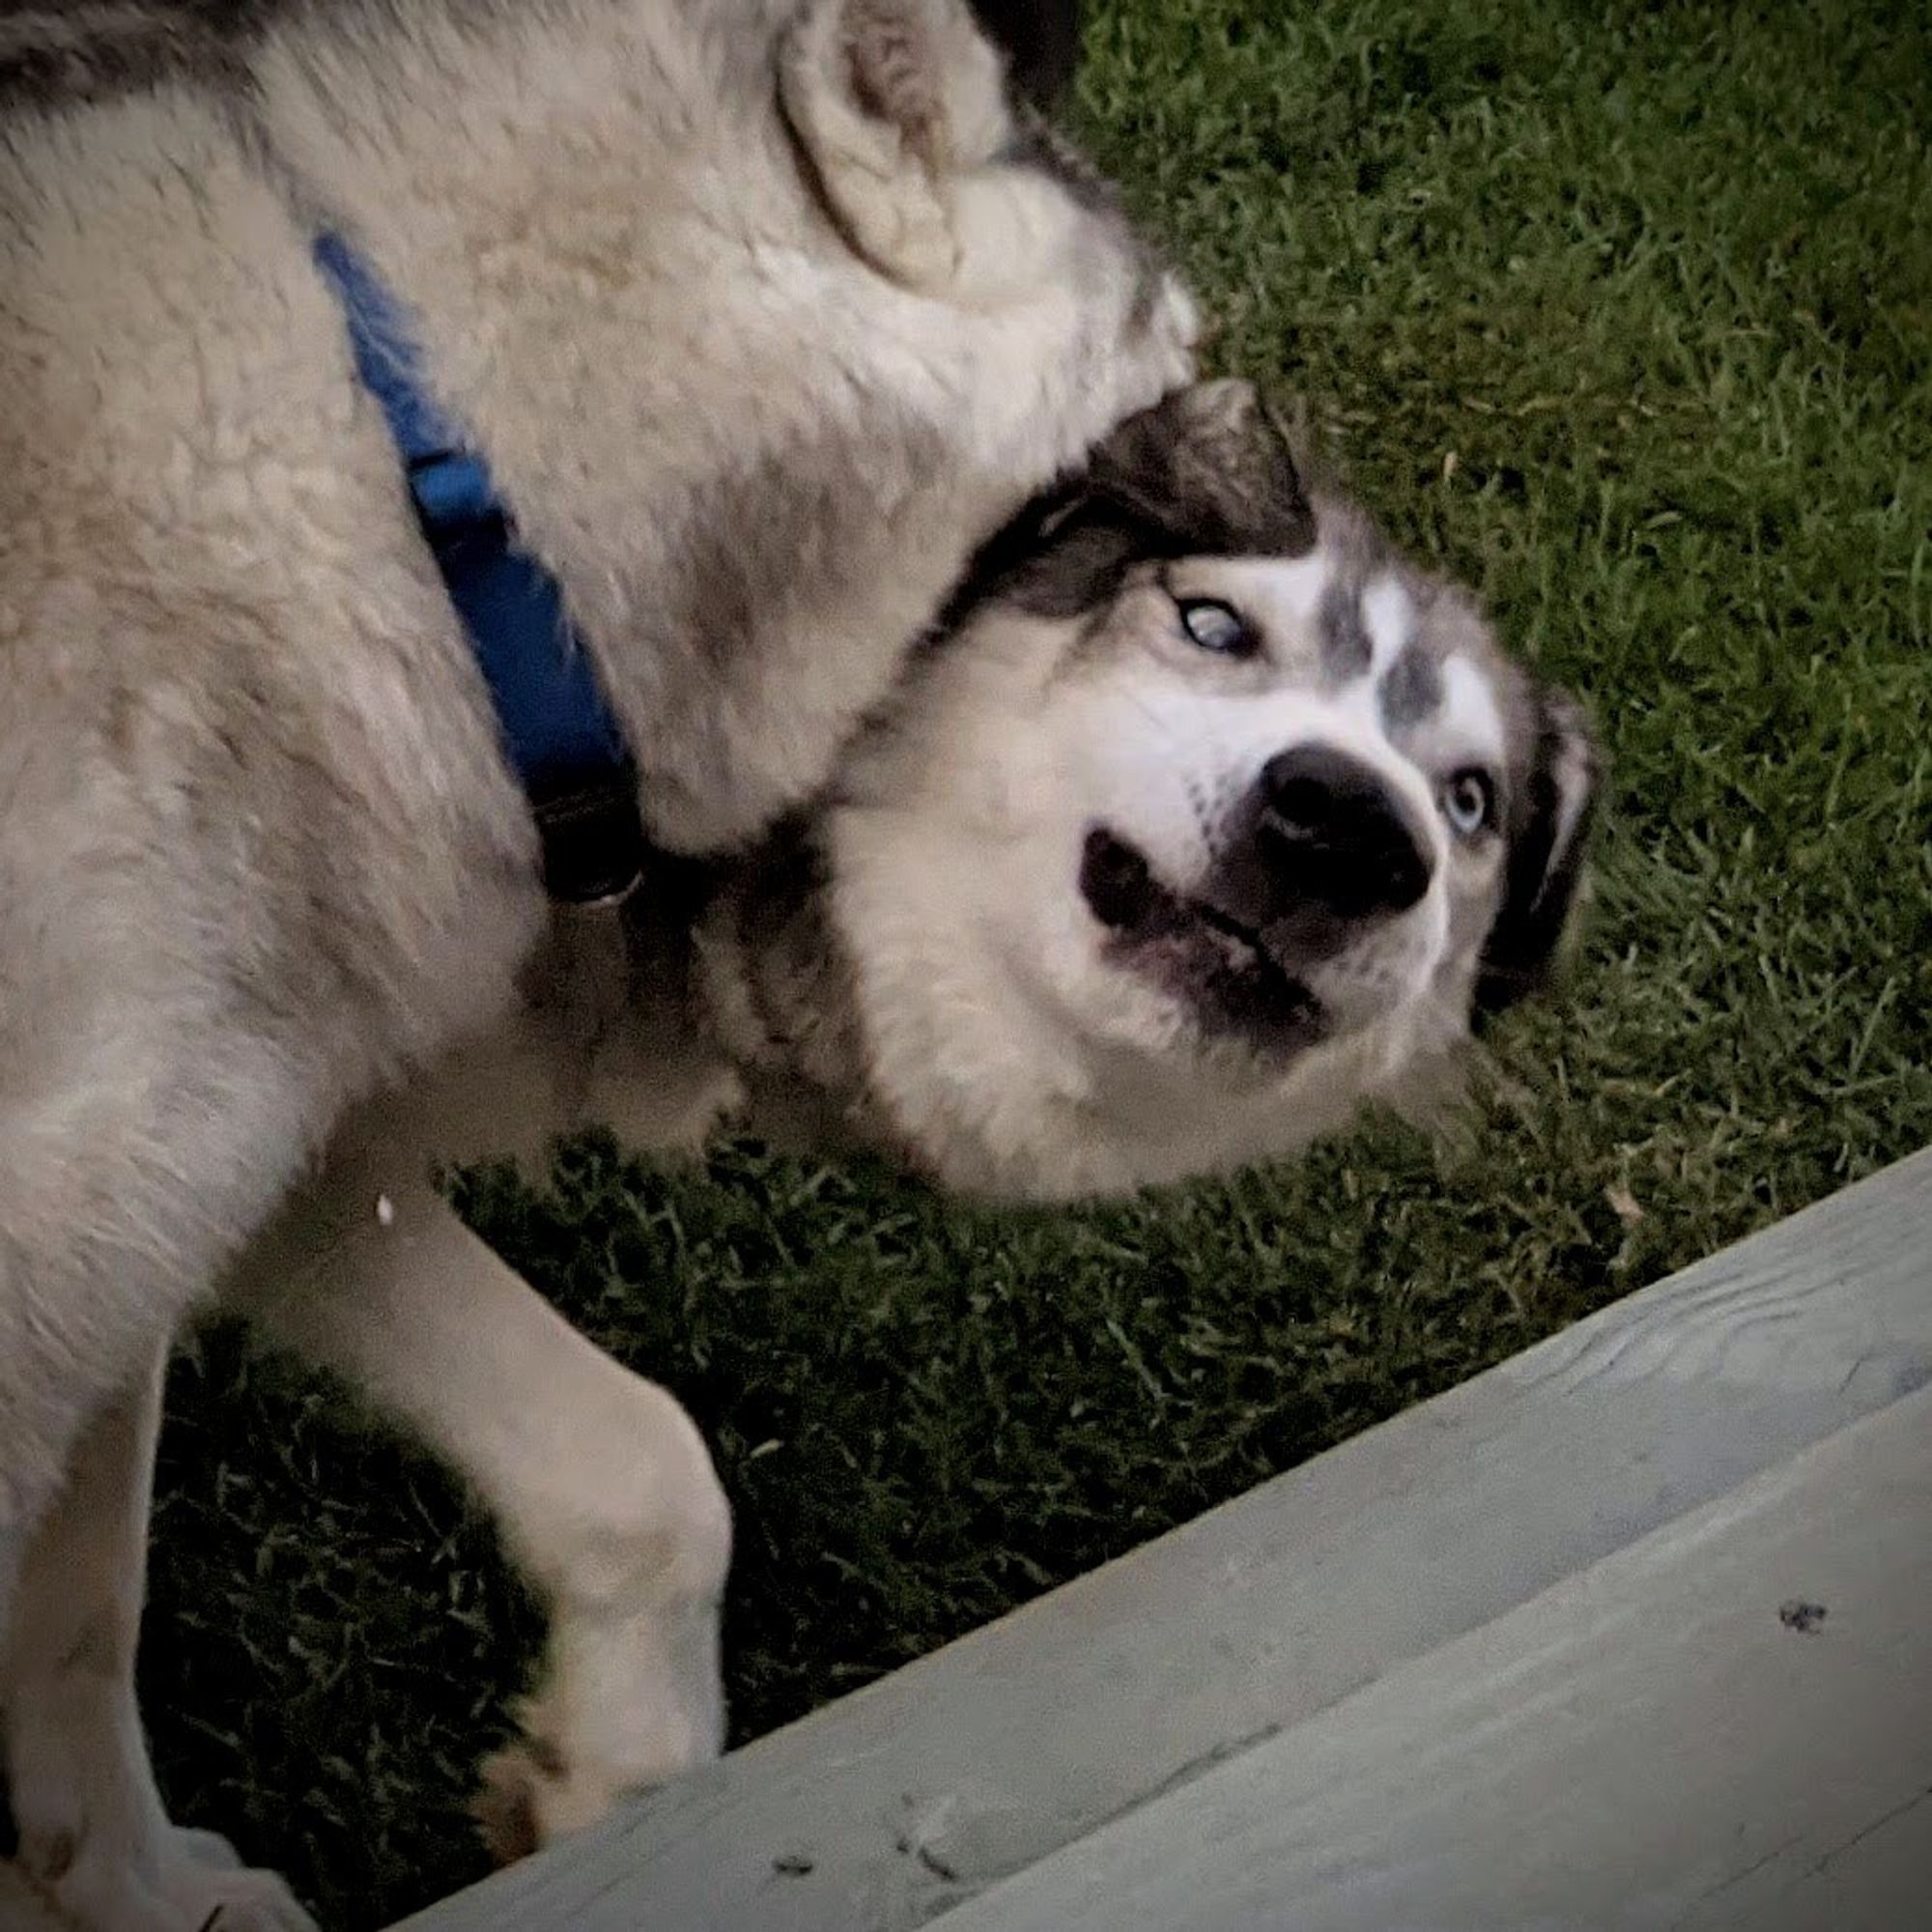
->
xmin=245 ymin=1155 xmax=730 ymax=1861
xmin=3 ymin=1345 xmax=314 ymax=1932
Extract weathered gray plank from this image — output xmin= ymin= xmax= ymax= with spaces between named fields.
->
xmin=398 ymin=1147 xmax=1932 ymax=1932
xmin=929 ymin=1382 xmax=1932 ymax=1932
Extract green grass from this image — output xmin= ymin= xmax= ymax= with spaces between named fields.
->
xmin=144 ymin=2 xmax=1931 ymax=1924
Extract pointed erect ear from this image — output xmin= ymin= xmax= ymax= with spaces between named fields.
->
xmin=1475 ymin=687 xmax=1602 ymax=1018
xmin=779 ymin=0 xmax=1013 ymax=290
xmin=935 ymin=381 xmax=1319 ymax=626
xmin=1085 ymin=380 xmax=1318 ymax=559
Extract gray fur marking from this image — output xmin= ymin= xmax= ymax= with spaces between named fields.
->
xmin=1380 ymin=642 xmax=1444 ymax=730
xmin=1319 ymin=579 xmax=1372 ymax=680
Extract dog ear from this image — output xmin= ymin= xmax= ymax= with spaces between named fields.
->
xmin=939 ymin=381 xmax=1318 ymax=625
xmin=1086 ymin=379 xmax=1318 ymax=560
xmin=779 ymin=0 xmax=1013 ymax=289
xmin=1474 ymin=687 xmax=1602 ymax=1018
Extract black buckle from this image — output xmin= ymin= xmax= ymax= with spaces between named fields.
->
xmin=533 ymin=775 xmax=646 ymax=906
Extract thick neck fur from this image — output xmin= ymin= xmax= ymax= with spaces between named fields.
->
xmin=251 ymin=0 xmax=921 ymax=851
xmin=242 ymin=0 xmax=1186 ymax=855
xmin=688 ymin=831 xmax=907 ymax=1167
xmin=2 ymin=0 xmax=1187 ymax=1249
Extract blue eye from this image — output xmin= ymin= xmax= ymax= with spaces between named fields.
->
xmin=1439 ymin=768 xmax=1495 ymax=837
xmin=1178 ymin=598 xmax=1254 ymax=656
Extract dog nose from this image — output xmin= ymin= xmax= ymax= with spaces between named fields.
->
xmin=1258 ymin=746 xmax=1434 ymax=918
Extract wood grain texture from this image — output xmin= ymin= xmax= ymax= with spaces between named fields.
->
xmin=398 ymin=1147 xmax=1932 ymax=1932
xmin=931 ymin=1383 xmax=1932 ymax=1932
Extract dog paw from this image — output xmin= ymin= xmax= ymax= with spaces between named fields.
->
xmin=14 ymin=1822 xmax=314 ymax=1932
xmin=472 ymin=1733 xmax=615 ymax=1865
xmin=168 ymin=1868 xmax=316 ymax=1932
xmin=472 ymin=1720 xmax=694 ymax=1867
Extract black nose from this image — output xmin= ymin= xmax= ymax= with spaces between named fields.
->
xmin=1257 ymin=746 xmax=1434 ymax=918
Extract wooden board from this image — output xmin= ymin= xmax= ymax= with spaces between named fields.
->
xmin=930 ymin=1382 xmax=1932 ymax=1932
xmin=398 ymin=1147 xmax=1932 ymax=1932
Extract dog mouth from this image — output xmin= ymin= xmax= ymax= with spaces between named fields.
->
xmin=1078 ymin=828 xmax=1321 ymax=1052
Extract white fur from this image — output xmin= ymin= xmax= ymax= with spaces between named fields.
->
xmin=0 ymin=10 xmax=1587 ymax=1906
xmin=1440 ymin=653 xmax=1508 ymax=769
xmin=1362 ymin=573 xmax=1413 ymax=677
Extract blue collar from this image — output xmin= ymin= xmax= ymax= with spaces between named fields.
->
xmin=312 ymin=232 xmax=642 ymax=903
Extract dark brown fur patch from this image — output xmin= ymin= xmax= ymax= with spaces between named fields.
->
xmin=4 ymin=1 xmax=327 ymax=109
xmin=20 ymin=1826 xmax=78 ymax=1886
xmin=471 ymin=1758 xmax=540 ymax=1866
xmin=1475 ymin=687 xmax=1600 ymax=1015
xmin=1087 ymin=381 xmax=1317 ymax=561
xmin=944 ymin=381 xmax=1318 ymax=627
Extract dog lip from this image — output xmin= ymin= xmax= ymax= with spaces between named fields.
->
xmin=1079 ymin=826 xmax=1322 ymax=1050
xmin=1191 ymin=894 xmax=1270 ymax=961
xmin=1079 ymin=826 xmax=1163 ymax=933
xmin=1080 ymin=828 xmax=1271 ymax=961
xmin=1081 ymin=825 xmax=1266 ymax=946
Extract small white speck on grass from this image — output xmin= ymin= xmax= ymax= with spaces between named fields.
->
xmin=1605 ymin=1183 xmax=1644 ymax=1227
xmin=375 ymin=1194 xmax=395 ymax=1228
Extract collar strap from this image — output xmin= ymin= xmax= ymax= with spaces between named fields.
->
xmin=312 ymin=232 xmax=643 ymax=904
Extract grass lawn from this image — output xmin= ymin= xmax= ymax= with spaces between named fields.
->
xmin=142 ymin=1 xmax=1931 ymax=1925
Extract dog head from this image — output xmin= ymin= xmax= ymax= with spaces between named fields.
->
xmin=697 ymin=381 xmax=1599 ymax=1198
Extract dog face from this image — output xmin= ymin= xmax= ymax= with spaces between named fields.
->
xmin=705 ymin=384 xmax=1598 ymax=1199
xmin=955 ymin=386 xmax=1596 ymax=1061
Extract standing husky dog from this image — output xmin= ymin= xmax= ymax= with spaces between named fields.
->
xmin=0 ymin=0 xmax=1193 ymax=1923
